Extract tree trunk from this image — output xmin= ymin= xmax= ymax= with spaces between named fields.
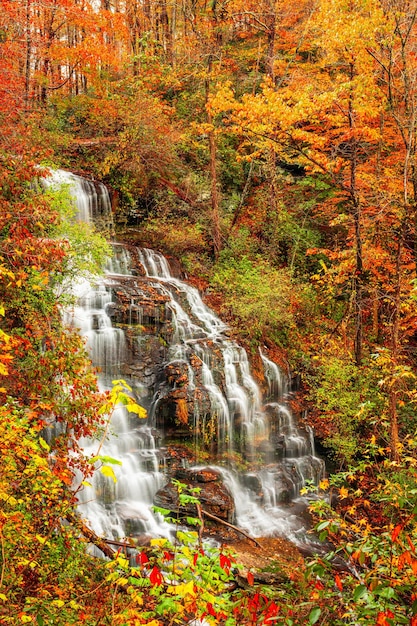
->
xmin=66 ymin=512 xmax=116 ymax=559
xmin=266 ymin=4 xmax=276 ymax=81
xmin=25 ymin=0 xmax=32 ymax=104
xmin=389 ymin=237 xmax=403 ymax=463
xmin=353 ymin=201 xmax=363 ymax=366
xmin=348 ymin=62 xmax=363 ymax=366
xmin=205 ymin=58 xmax=222 ymax=258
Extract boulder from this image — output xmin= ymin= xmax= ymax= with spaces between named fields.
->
xmin=154 ymin=467 xmax=235 ymax=524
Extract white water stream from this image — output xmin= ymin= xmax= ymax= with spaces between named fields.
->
xmin=48 ymin=169 xmax=324 ymax=544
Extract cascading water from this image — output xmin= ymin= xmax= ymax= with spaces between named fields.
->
xmin=42 ymin=168 xmax=114 ymax=232
xmin=51 ymin=169 xmax=324 ymax=545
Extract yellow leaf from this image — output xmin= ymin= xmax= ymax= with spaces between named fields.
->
xmin=150 ymin=538 xmax=169 ymax=547
xmin=128 ymin=589 xmax=144 ymax=605
xmin=167 ymin=580 xmax=195 ymax=598
xmin=126 ymin=402 xmax=147 ymax=418
xmin=36 ymin=534 xmax=47 ymax=545
xmin=39 ymin=437 xmax=50 ymax=452
xmin=339 ymin=486 xmax=349 ymax=499
xmin=100 ymin=465 xmax=117 ymax=483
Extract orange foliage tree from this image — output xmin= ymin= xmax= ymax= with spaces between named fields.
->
xmin=209 ymin=0 xmax=417 ymax=459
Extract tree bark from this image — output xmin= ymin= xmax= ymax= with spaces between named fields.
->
xmin=66 ymin=512 xmax=116 ymax=559
xmin=201 ymin=508 xmax=261 ymax=547
xmin=25 ymin=0 xmax=32 ymax=104
xmin=348 ymin=62 xmax=363 ymax=366
xmin=389 ymin=237 xmax=402 ymax=463
xmin=205 ymin=57 xmax=222 ymax=258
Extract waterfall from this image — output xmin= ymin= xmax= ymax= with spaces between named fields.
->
xmin=53 ymin=169 xmax=324 ymax=543
xmin=42 ymin=168 xmax=113 ymax=232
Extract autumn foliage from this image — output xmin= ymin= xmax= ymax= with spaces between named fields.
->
xmin=2 ymin=0 xmax=417 ymax=623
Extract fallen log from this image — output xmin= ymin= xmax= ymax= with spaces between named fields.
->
xmin=66 ymin=512 xmax=116 ymax=559
xmin=200 ymin=508 xmax=261 ymax=547
xmin=66 ymin=507 xmax=261 ymax=558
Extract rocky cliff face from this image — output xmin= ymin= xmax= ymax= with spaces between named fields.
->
xmin=103 ymin=247 xmax=229 ymax=443
xmin=78 ymin=243 xmax=324 ymax=541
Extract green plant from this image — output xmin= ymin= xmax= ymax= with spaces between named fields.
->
xmin=103 ymin=480 xmax=291 ymax=625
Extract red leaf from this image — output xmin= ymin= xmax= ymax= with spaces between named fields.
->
xmin=206 ymin=602 xmax=217 ymax=617
xmin=149 ymin=565 xmax=163 ymax=586
xmin=220 ymin=553 xmax=231 ymax=573
xmin=247 ymin=571 xmax=254 ymax=586
xmin=136 ymin=552 xmax=149 ymax=565
xmin=335 ymin=574 xmax=343 ymax=591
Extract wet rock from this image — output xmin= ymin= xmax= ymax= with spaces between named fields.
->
xmin=165 ymin=360 xmax=189 ymax=387
xmin=258 ymin=464 xmax=298 ymax=504
xmin=174 ymin=467 xmax=222 ymax=483
xmin=154 ymin=469 xmax=235 ymax=524
xmin=242 ymin=473 xmax=263 ymax=500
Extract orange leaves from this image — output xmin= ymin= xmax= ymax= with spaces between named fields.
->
xmin=1 ymin=0 xmax=130 ymax=109
xmin=391 ymin=524 xmax=403 ymax=543
xmin=335 ymin=486 xmax=349 ymax=502
xmin=376 ymin=611 xmax=395 ymax=625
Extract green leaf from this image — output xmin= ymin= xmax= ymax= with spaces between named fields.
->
xmin=309 ymin=607 xmax=321 ymax=624
xmin=377 ymin=586 xmax=396 ymax=600
xmin=38 ymin=437 xmax=50 ymax=452
xmin=152 ymin=506 xmax=172 ymax=517
xmin=186 ymin=516 xmax=202 ymax=526
xmin=97 ymin=455 xmax=122 ymax=465
xmin=179 ymin=494 xmax=200 ymax=505
xmin=156 ymin=597 xmax=179 ymax=614
xmin=353 ymin=584 xmax=368 ymax=602
xmin=88 ymin=455 xmax=122 ymax=465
